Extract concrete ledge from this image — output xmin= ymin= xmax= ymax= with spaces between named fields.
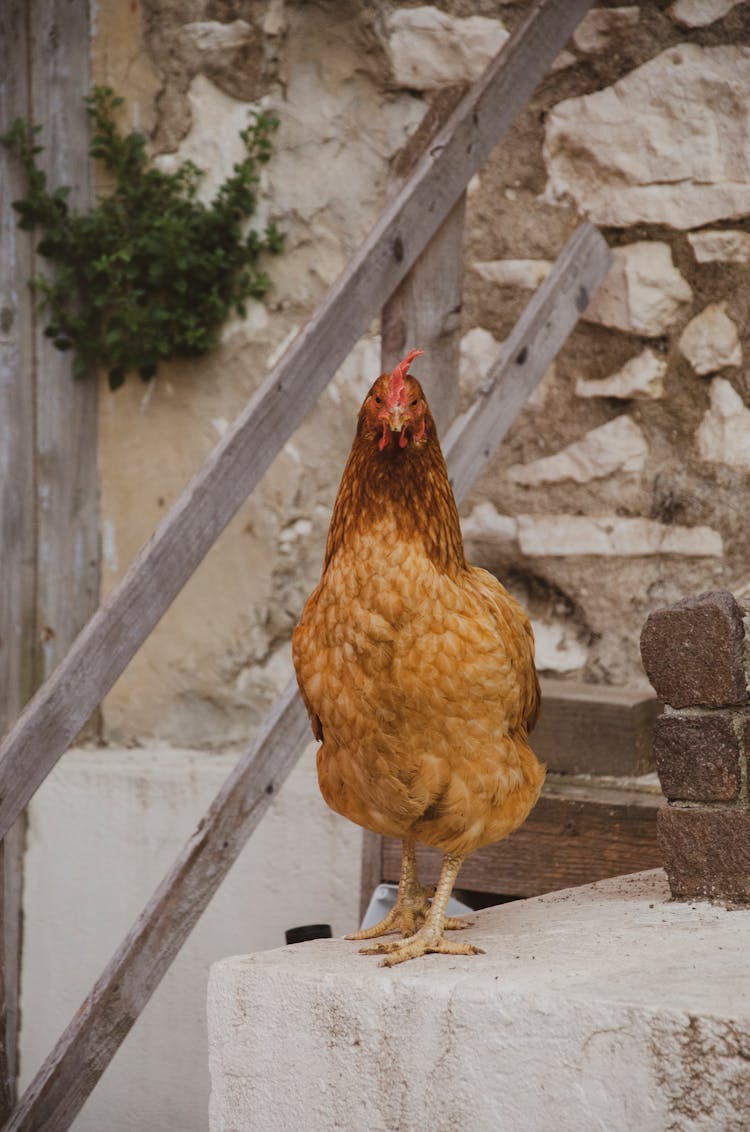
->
xmin=208 ymin=870 xmax=750 ymax=1132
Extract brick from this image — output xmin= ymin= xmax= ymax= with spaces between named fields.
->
xmin=640 ymin=589 xmax=748 ymax=709
xmin=658 ymin=806 xmax=750 ymax=903
xmin=654 ymin=713 xmax=742 ymax=802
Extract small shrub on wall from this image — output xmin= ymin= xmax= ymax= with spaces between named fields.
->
xmin=2 ymin=86 xmax=284 ymax=390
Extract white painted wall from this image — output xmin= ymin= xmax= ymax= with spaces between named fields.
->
xmin=19 ymin=744 xmax=361 ymax=1131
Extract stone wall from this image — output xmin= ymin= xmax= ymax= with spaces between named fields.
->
xmin=92 ymin=0 xmax=750 ymax=742
xmin=641 ymin=588 xmax=750 ymax=902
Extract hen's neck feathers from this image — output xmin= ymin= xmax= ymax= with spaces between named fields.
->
xmin=324 ymin=407 xmax=467 ymax=575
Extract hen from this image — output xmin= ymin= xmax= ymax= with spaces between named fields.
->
xmin=292 ymin=348 xmax=545 ymax=966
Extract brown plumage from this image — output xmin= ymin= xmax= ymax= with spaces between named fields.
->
xmin=292 ymin=349 xmax=545 ymax=965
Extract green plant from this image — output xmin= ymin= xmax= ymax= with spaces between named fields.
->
xmin=2 ymin=85 xmax=284 ymax=389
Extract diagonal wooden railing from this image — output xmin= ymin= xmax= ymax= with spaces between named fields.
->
xmin=8 ymin=224 xmax=611 ymax=1132
xmin=0 ymin=2 xmax=608 ymax=1128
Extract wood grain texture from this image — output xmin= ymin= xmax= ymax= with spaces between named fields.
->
xmin=382 ymin=777 xmax=663 ymax=898
xmin=0 ymin=2 xmax=35 ymax=1112
xmin=535 ymin=677 xmax=661 ymax=777
xmin=5 ymin=682 xmax=310 ymax=1132
xmin=0 ymin=0 xmax=597 ymax=844
xmin=30 ymin=0 xmax=99 ymax=687
xmin=0 ymin=0 xmax=36 ymax=756
xmin=380 ymin=109 xmax=466 ymax=439
xmin=381 ymin=194 xmax=465 ymax=433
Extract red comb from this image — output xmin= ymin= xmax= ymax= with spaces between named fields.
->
xmin=386 ymin=348 xmax=423 ymax=407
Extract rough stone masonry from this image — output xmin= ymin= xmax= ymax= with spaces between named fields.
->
xmin=93 ymin=2 xmax=750 ymax=749
xmin=641 ymin=588 xmax=750 ymax=902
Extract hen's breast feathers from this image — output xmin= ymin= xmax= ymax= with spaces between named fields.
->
xmin=292 ymin=525 xmax=544 ymax=855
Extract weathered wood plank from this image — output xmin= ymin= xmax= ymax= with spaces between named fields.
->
xmin=381 ymin=83 xmax=467 ymax=433
xmin=0 ymin=0 xmax=597 ymax=844
xmin=382 ymin=777 xmax=663 ymax=898
xmin=381 ymin=186 xmax=466 ymax=433
xmin=0 ymin=1 xmax=36 ymax=743
xmin=535 ymin=678 xmax=661 ymax=777
xmin=443 ymin=222 xmax=613 ymax=501
xmin=0 ymin=2 xmax=35 ymax=1113
xmin=5 ymin=682 xmax=310 ymax=1132
xmin=30 ymin=0 xmax=99 ymax=688
xmin=7 ymin=218 xmax=612 ymax=1130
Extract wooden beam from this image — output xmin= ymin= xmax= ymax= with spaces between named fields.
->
xmin=31 ymin=0 xmax=99 ymax=690
xmin=380 ymin=90 xmax=467 ymax=433
xmin=443 ymin=222 xmax=612 ymax=501
xmin=7 ymin=217 xmax=613 ymax=1132
xmin=382 ymin=777 xmax=663 ymax=898
xmin=4 ymin=682 xmax=310 ymax=1132
xmin=0 ymin=1 xmax=97 ymax=1113
xmin=0 ymin=0 xmax=597 ymax=844
xmin=0 ymin=0 xmax=36 ymax=746
xmin=381 ymin=193 xmax=465 ymax=433
xmin=535 ymin=678 xmax=661 ymax=777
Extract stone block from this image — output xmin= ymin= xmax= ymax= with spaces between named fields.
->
xmin=580 ymin=242 xmax=692 ymax=336
xmin=507 ymin=416 xmax=648 ymax=487
xmin=653 ymin=713 xmax=743 ymax=801
xmin=658 ymin=806 xmax=750 ymax=902
xmin=697 ymin=378 xmax=750 ymax=470
xmin=209 ymin=872 xmax=750 ymax=1132
xmin=640 ymin=590 xmax=748 ymax=708
xmin=575 ymin=348 xmax=667 ymax=402
xmin=544 ymin=45 xmax=750 ymax=229
xmin=678 ymin=302 xmax=742 ymax=376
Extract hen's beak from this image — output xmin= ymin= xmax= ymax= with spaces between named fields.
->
xmin=388 ymin=406 xmax=405 ymax=433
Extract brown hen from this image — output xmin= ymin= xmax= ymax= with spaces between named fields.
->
xmin=292 ymin=348 xmax=545 ymax=966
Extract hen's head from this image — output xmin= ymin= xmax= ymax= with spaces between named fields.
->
xmin=360 ymin=348 xmax=429 ymax=453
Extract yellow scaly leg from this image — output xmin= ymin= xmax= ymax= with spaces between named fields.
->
xmin=361 ymin=852 xmax=484 ymax=967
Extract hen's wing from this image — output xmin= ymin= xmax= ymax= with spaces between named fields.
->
xmin=465 ymin=565 xmax=541 ymax=736
xmin=292 ymin=591 xmax=324 ymax=742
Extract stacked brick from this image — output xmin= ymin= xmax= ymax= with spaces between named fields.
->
xmin=640 ymin=589 xmax=750 ymax=903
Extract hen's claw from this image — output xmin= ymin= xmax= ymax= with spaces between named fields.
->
xmin=347 ymin=905 xmax=473 ymax=943
xmin=444 ymin=915 xmax=475 ymax=931
xmin=346 ymin=887 xmax=431 ymax=941
xmin=360 ymin=927 xmax=484 ymax=966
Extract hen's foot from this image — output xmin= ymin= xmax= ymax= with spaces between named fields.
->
xmin=361 ymin=927 xmax=484 ymax=967
xmin=345 ymin=887 xmax=432 ymax=941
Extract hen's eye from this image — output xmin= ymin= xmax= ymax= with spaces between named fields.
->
xmin=374 ymin=395 xmax=382 ymax=405
xmin=411 ymin=398 xmax=418 ymax=407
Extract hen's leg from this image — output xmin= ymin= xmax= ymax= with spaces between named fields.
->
xmin=361 ymin=852 xmax=484 ymax=967
xmin=346 ymin=837 xmax=429 ymax=941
